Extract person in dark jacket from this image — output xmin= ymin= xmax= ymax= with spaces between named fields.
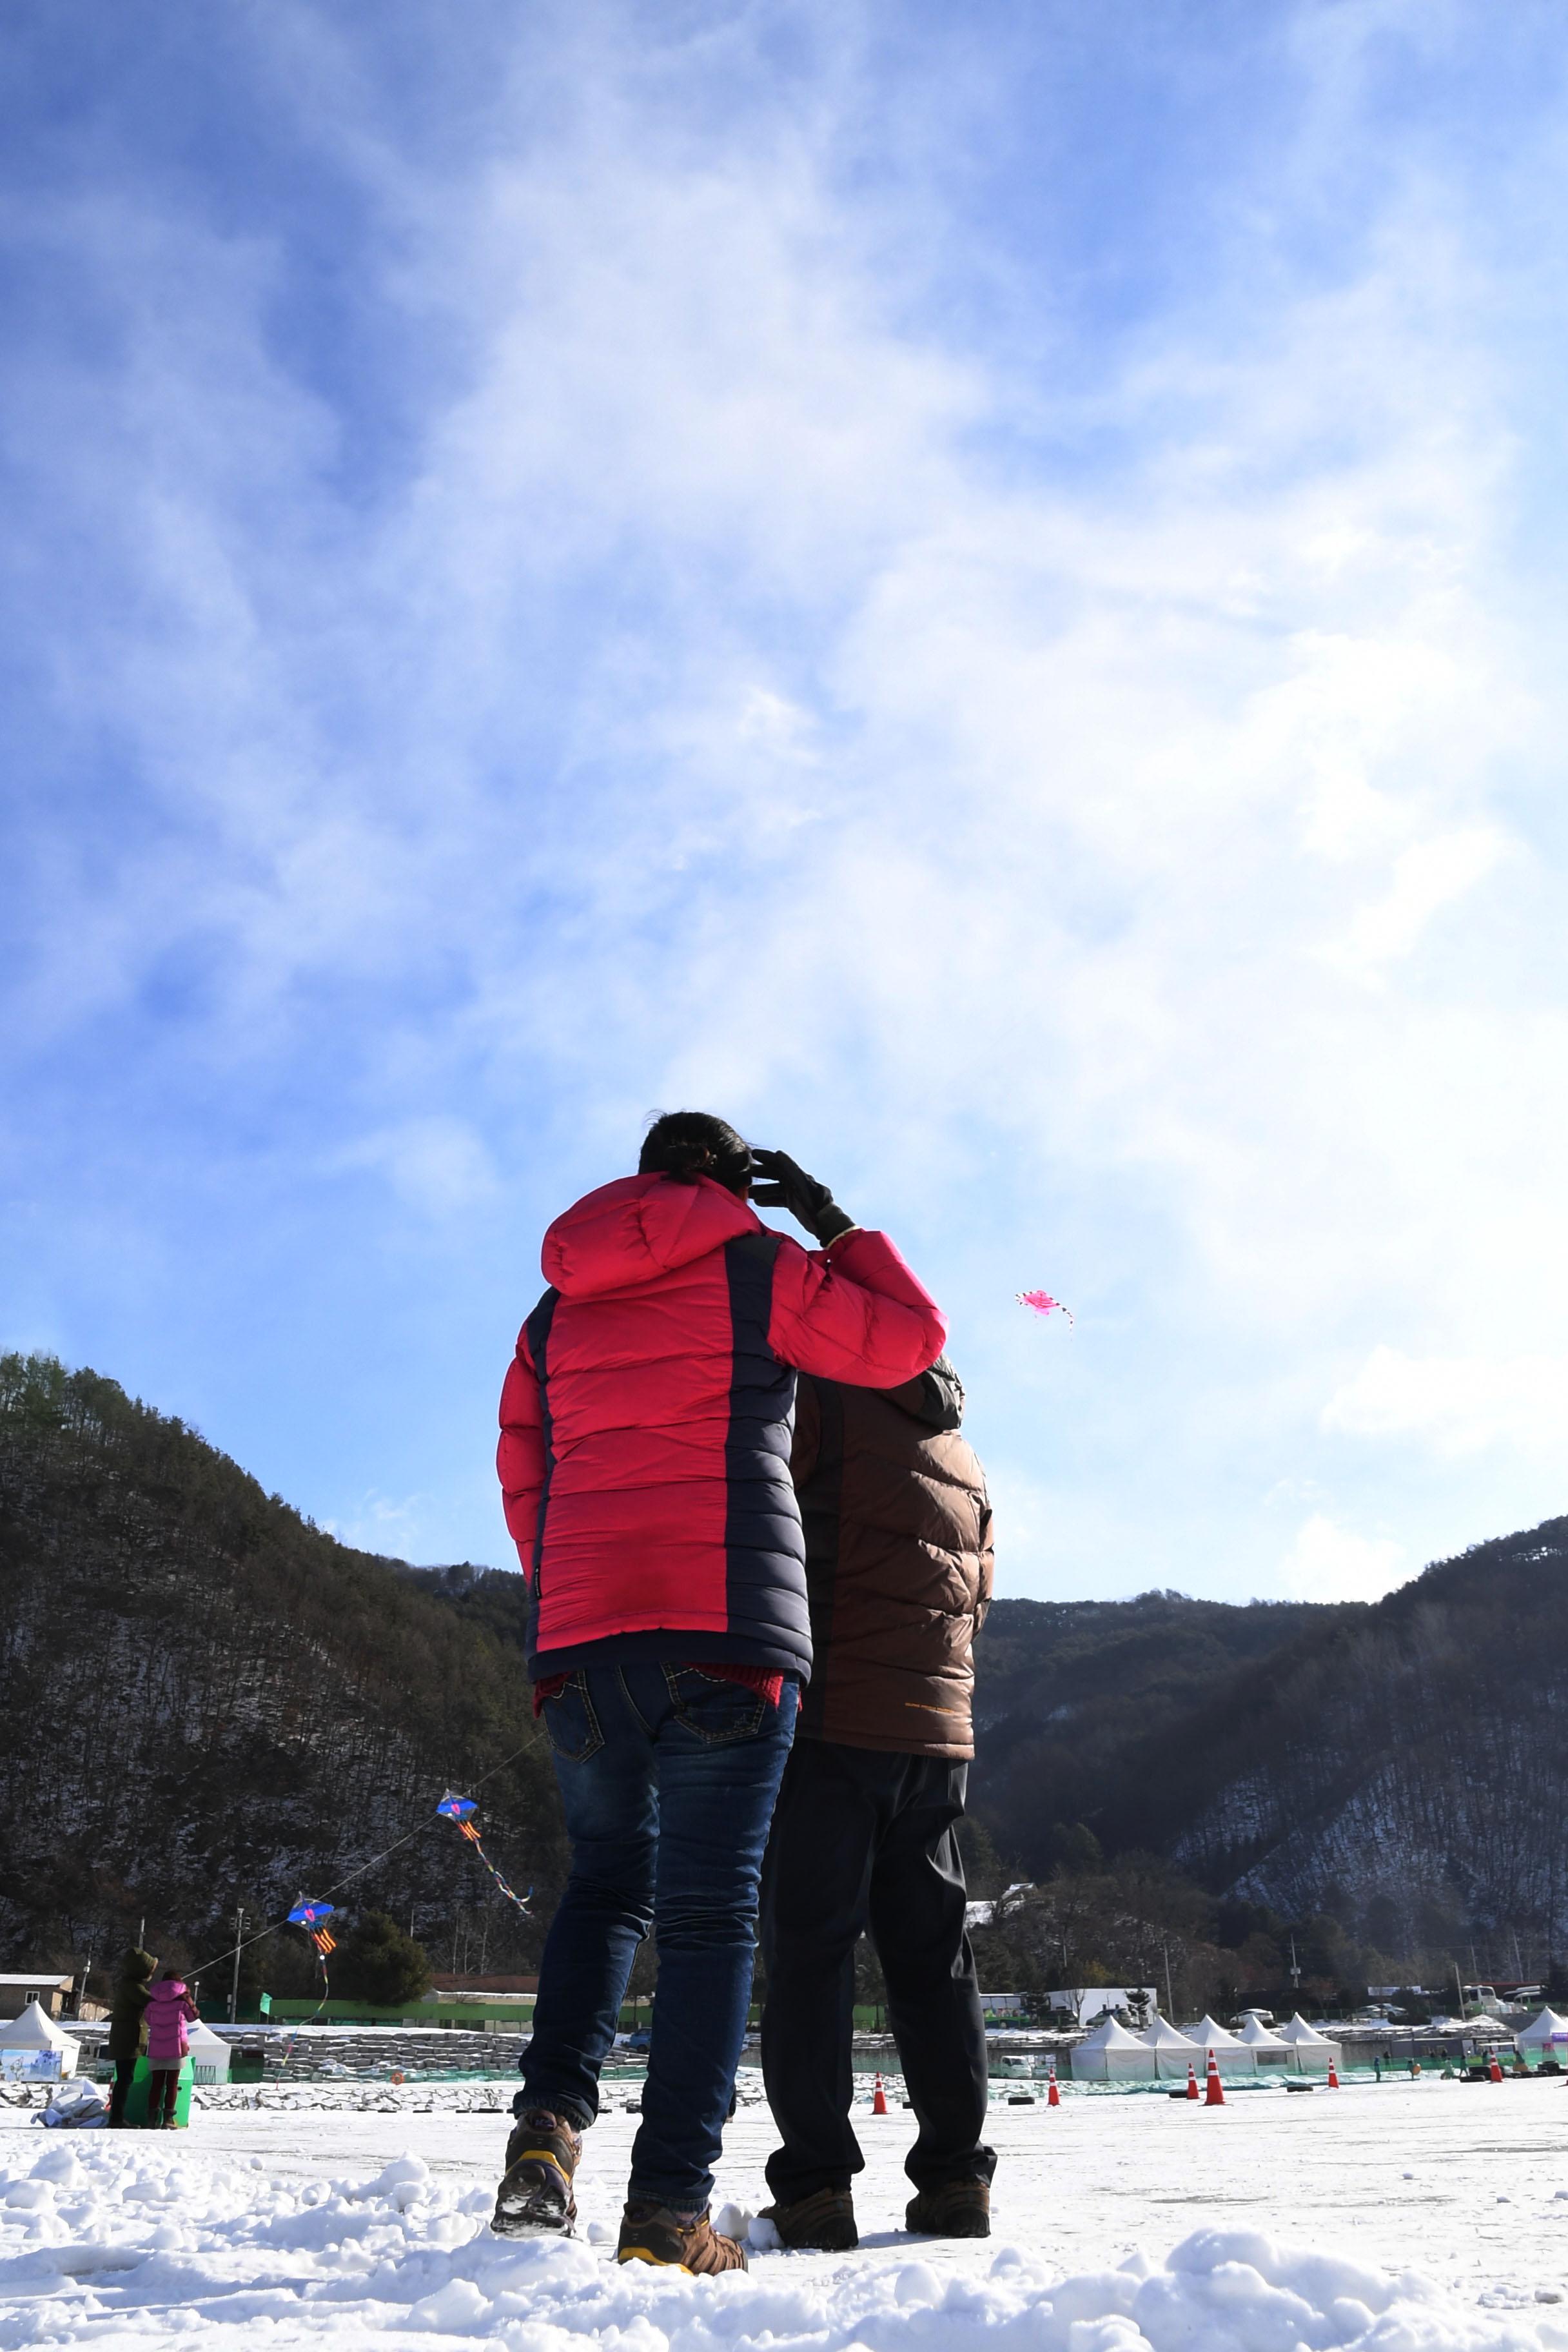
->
xmin=491 ymin=1112 xmax=946 ymax=2273
xmin=106 ymin=1946 xmax=157 ymax=2127
xmin=759 ymin=1357 xmax=995 ymax=2249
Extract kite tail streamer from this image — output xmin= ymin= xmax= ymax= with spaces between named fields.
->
xmin=278 ymin=1899 xmax=337 ymax=2068
xmin=437 ymin=1792 xmax=532 ymax=1915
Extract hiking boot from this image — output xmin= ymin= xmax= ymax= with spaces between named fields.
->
xmin=616 ymin=2201 xmax=748 ymax=2272
xmin=905 ymin=2179 xmax=990 ymax=2238
xmin=758 ymin=2188 xmax=858 ymax=2251
xmin=493 ymin=2107 xmax=582 ymax=2236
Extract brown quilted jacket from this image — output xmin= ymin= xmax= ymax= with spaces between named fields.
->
xmin=791 ymin=1358 xmax=994 ymax=1758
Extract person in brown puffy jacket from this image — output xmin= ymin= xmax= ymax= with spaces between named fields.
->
xmin=758 ymin=1357 xmax=995 ymax=2251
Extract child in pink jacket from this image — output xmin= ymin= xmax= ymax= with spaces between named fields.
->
xmin=142 ymin=1966 xmax=199 ymax=2128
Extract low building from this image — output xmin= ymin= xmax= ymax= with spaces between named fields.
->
xmin=1047 ymin=1986 xmax=1157 ymax=2028
xmin=432 ymin=1974 xmax=538 ymax=1995
xmin=0 ymin=1975 xmax=75 ymax=2022
xmin=264 ymin=1990 xmax=539 ymax=2032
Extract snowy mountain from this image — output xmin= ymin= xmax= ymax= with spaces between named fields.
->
xmin=971 ymin=1524 xmax=1568 ymax=1954
xmin=6 ymin=1346 xmax=1563 ymax=1975
xmin=0 ymin=1353 xmax=562 ymax=1974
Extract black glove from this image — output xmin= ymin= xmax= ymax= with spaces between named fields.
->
xmin=749 ymin=1149 xmax=857 ymax=1246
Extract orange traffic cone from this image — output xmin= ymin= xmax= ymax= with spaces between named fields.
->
xmin=1487 ymin=2049 xmax=1503 ymax=2084
xmin=1047 ymin=2060 xmax=1060 ymax=2108
xmin=1185 ymin=2059 xmax=1199 ymax=2101
xmin=1204 ymin=2049 xmax=1225 ymax=2106
xmin=872 ymin=2072 xmax=888 ymax=2115
xmin=1327 ymin=2054 xmax=1340 ymax=2089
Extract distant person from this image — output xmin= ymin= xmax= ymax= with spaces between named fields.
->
xmin=106 ymin=1946 xmax=157 ymax=2127
xmin=142 ymin=1964 xmax=199 ymax=2128
xmin=759 ymin=1356 xmax=995 ymax=2249
xmin=492 ymin=1113 xmax=946 ymax=2273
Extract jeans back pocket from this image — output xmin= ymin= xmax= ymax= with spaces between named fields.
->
xmin=662 ymin=1665 xmax=768 ymax=1745
xmin=541 ymin=1672 xmax=604 ymax=1762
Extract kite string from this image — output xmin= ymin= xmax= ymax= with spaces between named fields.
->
xmin=186 ymin=1737 xmax=539 ymax=1981
xmin=275 ymin=1925 xmax=337 ymax=2072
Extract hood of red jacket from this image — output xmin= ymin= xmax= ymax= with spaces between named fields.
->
xmin=147 ymin=1979 xmax=188 ymax=2003
xmin=542 ymin=1173 xmax=760 ymax=1299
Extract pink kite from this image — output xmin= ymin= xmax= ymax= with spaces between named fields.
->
xmin=1017 ymin=1289 xmax=1074 ymax=1326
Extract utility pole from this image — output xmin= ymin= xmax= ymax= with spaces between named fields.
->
xmin=1453 ymin=1957 xmax=1466 ymax=2019
xmin=1511 ymin=1928 xmax=1524 ymax=1984
xmin=1161 ymin=1937 xmax=1174 ymax=2021
xmin=1289 ymin=1936 xmax=1302 ymax=1999
xmin=75 ymin=1937 xmax=95 ymax=2017
xmin=228 ymin=1909 xmax=246 ymax=2024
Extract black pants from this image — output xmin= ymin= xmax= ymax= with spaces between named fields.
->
xmin=760 ymin=1738 xmax=994 ymax=2201
xmin=108 ymin=2057 xmax=137 ymax=2126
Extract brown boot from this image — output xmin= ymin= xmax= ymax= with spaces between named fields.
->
xmin=905 ymin=2179 xmax=990 ymax=2238
xmin=616 ymin=2201 xmax=749 ymax=2272
xmin=758 ymin=2188 xmax=858 ymax=2251
xmin=493 ymin=2107 xmax=582 ymax=2236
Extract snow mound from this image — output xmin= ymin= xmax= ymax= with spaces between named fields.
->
xmin=3 ymin=2138 xmax=1566 ymax=2351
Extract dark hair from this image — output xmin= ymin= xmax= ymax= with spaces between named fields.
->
xmin=638 ymin=1110 xmax=752 ymax=1193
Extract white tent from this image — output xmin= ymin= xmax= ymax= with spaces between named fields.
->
xmin=0 ymin=1999 xmax=79 ymax=2080
xmin=1190 ymin=2015 xmax=1258 ymax=2074
xmin=1141 ymin=2014 xmax=1200 ymax=2079
xmin=1514 ymin=2006 xmax=1568 ymax=2059
xmin=1069 ymin=2016 xmax=1158 ymax=2082
xmin=186 ymin=2021 xmax=231 ymax=2085
xmin=1234 ymin=2012 xmax=1293 ymax=2068
xmin=1275 ymin=2012 xmax=1337 ymax=2072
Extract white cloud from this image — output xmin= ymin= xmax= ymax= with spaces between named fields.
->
xmin=322 ymin=1491 xmax=431 ymax=1559
xmin=328 ymin=1120 xmax=502 ymax=1222
xmin=1324 ymin=827 xmax=1510 ymax=980
xmin=1280 ymin=1513 xmax=1408 ymax=1603
xmin=7 ymin=3 xmax=1568 ymax=1587
xmin=1324 ymin=1346 xmax=1568 ymax=1457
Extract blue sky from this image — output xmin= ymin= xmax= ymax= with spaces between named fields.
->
xmin=4 ymin=0 xmax=1567 ymax=1605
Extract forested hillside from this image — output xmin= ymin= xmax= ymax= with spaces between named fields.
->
xmin=1152 ymin=1518 xmax=1568 ymax=1950
xmin=967 ymin=1591 xmax=1358 ymax=1874
xmin=6 ymin=1346 xmax=1564 ymax=2005
xmin=0 ymin=1354 xmax=563 ymax=1981
xmin=967 ymin=1523 xmax=1568 ymax=1966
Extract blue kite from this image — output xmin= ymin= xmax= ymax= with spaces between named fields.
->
xmin=287 ymin=1898 xmax=337 ymax=1927
xmin=436 ymin=1792 xmax=530 ymax=1914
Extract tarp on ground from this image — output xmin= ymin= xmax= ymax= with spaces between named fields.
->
xmin=1068 ymin=2016 xmax=1159 ymax=2081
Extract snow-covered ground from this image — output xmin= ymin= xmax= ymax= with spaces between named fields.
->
xmin=5 ymin=2072 xmax=1568 ymax=2349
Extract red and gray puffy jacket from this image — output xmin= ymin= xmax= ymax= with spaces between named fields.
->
xmin=498 ymin=1172 xmax=946 ymax=1679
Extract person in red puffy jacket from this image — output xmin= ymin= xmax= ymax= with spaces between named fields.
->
xmin=493 ymin=1112 xmax=946 ymax=2272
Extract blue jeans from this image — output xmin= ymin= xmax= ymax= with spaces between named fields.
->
xmin=520 ymin=1661 xmax=797 ymax=2210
